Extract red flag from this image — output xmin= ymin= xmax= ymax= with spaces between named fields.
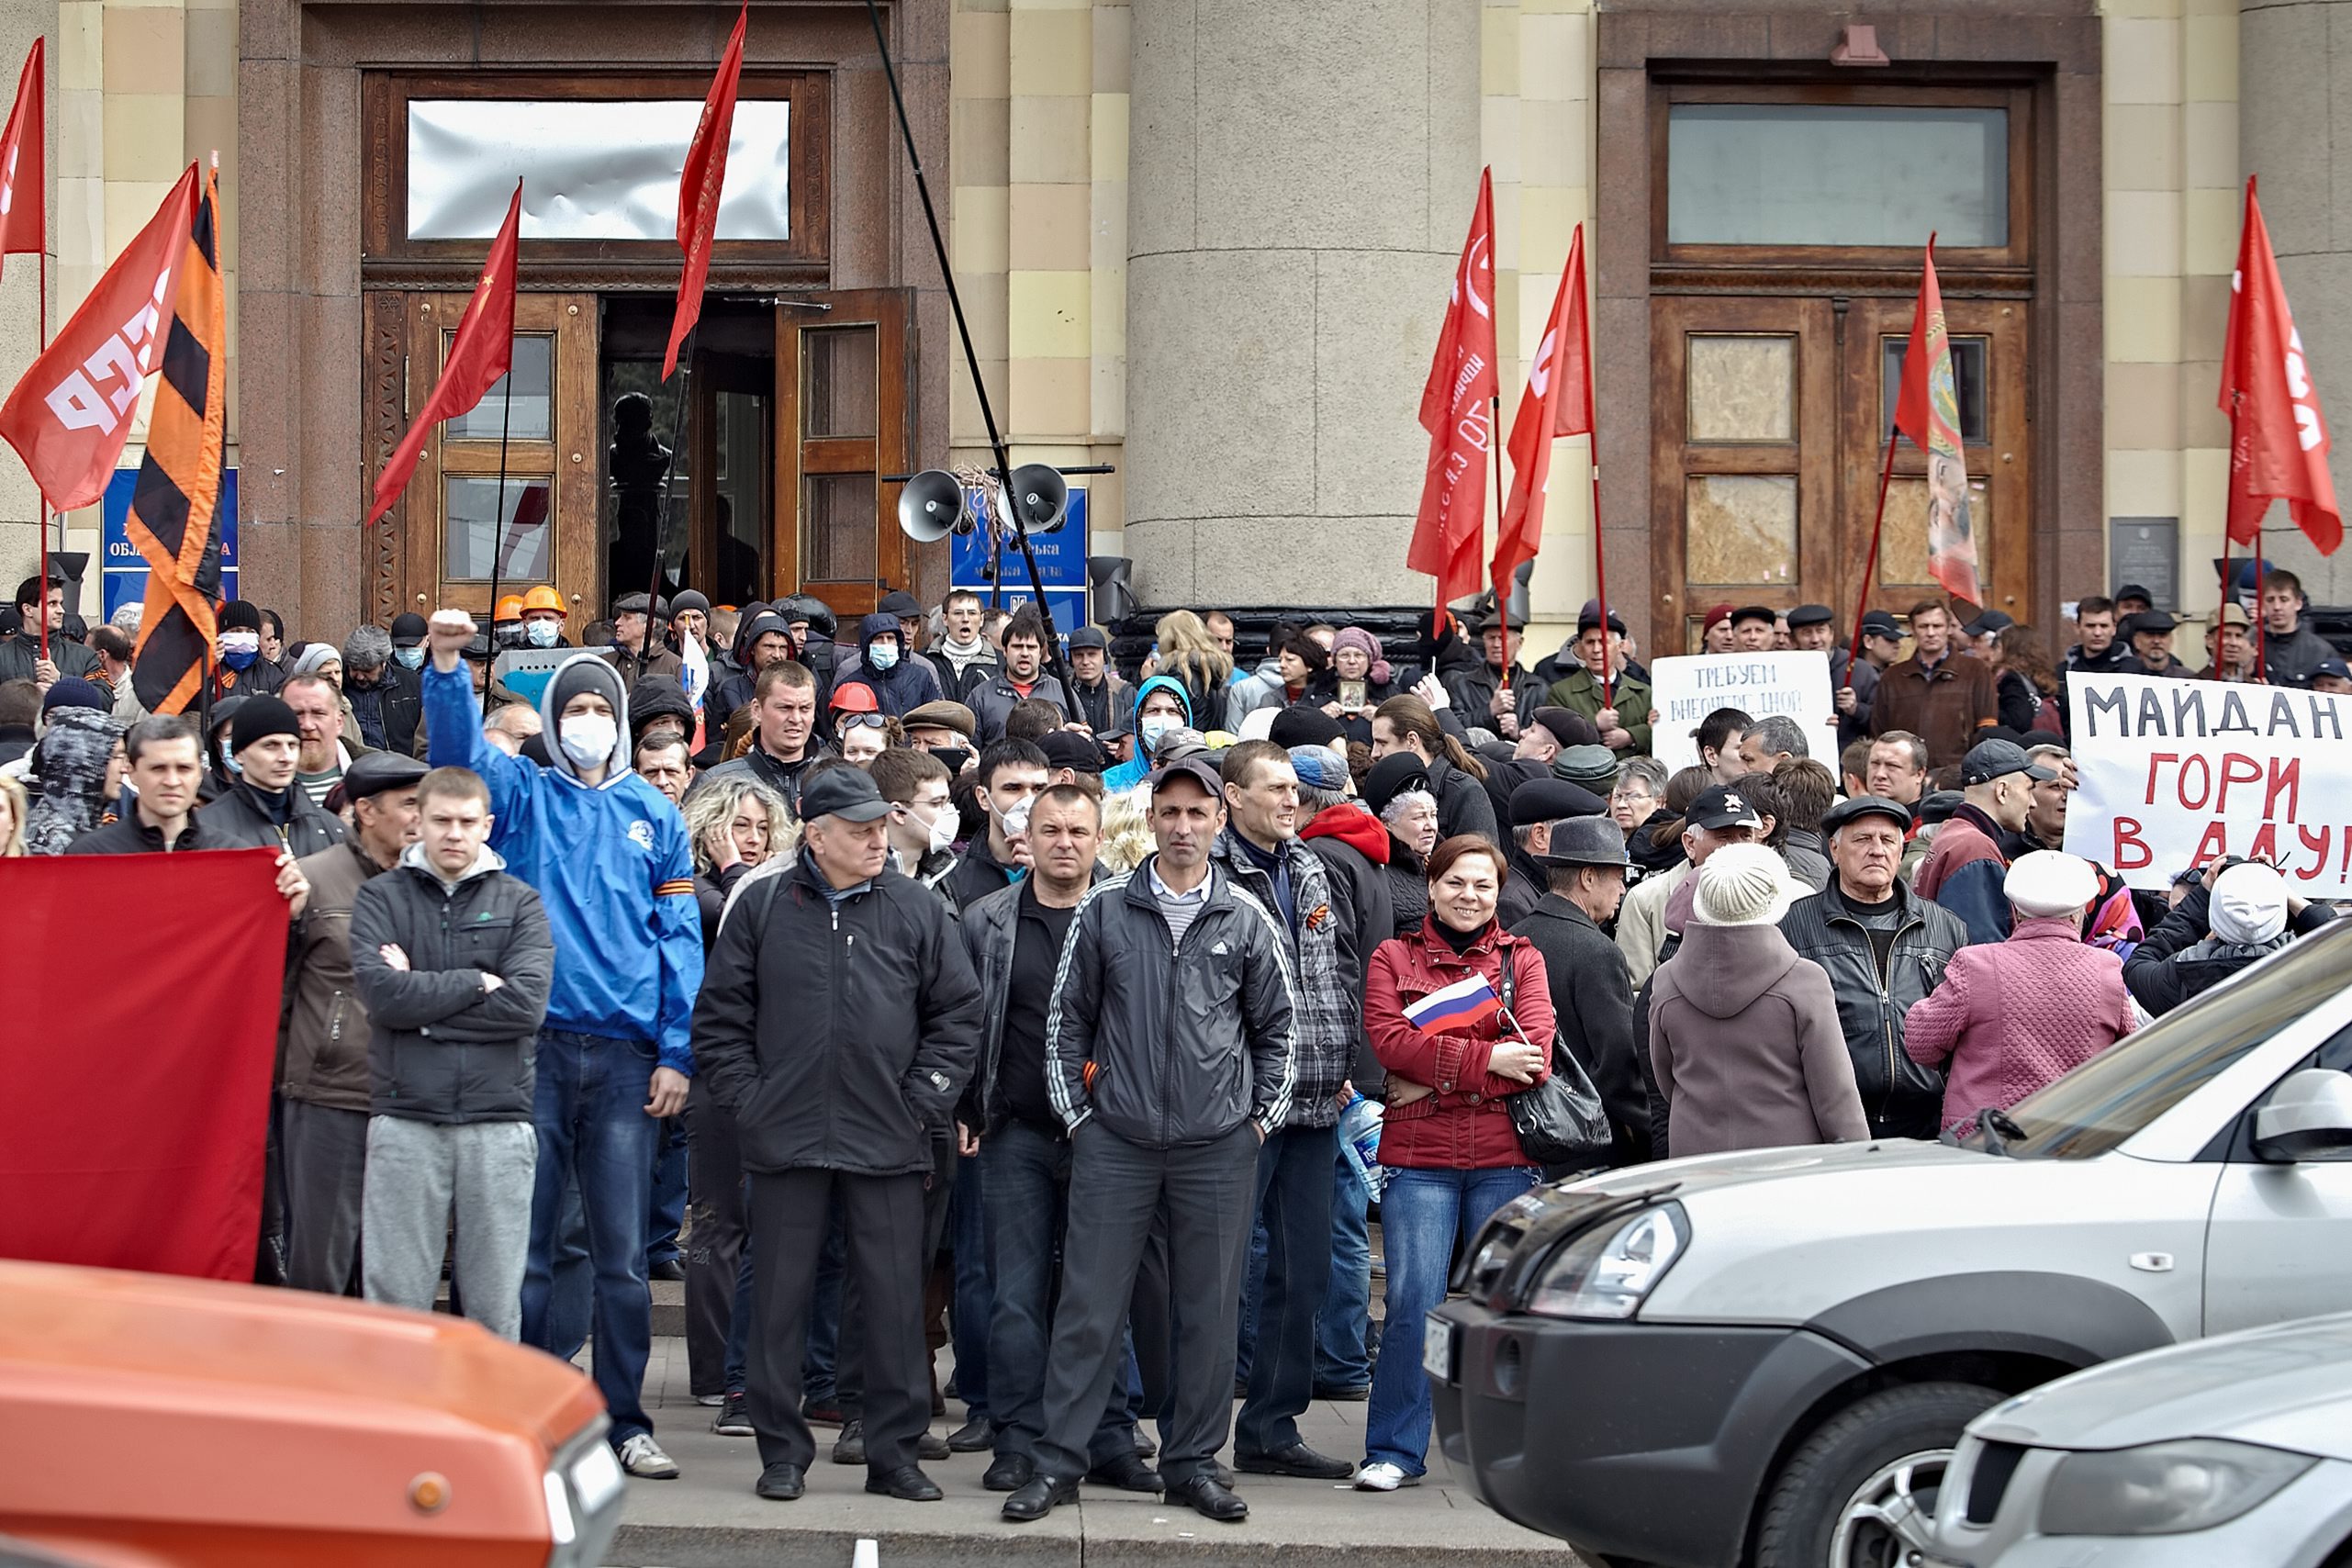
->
xmin=1890 ymin=237 xmax=1983 ymax=603
xmin=0 ymin=850 xmax=290 ymax=1280
xmin=368 ymin=181 xmax=521 ymax=525
xmin=2222 ymin=176 xmax=2342 ymax=554
xmin=1493 ymin=223 xmax=1591 ymax=604
xmin=0 ymin=163 xmax=194 ymax=512
xmin=1408 ymin=170 xmax=1498 ymax=609
xmin=0 ymin=39 xmax=43 ymax=267
xmin=666 ymin=3 xmax=746 ymax=380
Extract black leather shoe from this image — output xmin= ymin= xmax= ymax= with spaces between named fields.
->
xmin=1087 ymin=1450 xmax=1165 ymax=1493
xmin=1313 ymin=1383 xmax=1372 ymax=1403
xmin=830 ymin=1420 xmax=866 ymax=1466
xmin=1237 ymin=1441 xmax=1355 ymax=1480
xmin=1172 ymin=1473 xmax=1249 ymax=1522
xmin=1133 ymin=1428 xmax=1159 ymax=1458
xmin=1002 ymin=1474 xmax=1078 ymax=1522
xmin=982 ymin=1451 xmax=1035 ymax=1492
xmin=1210 ymin=1460 xmax=1238 ymax=1488
xmin=947 ymin=1416 xmax=995 ymax=1452
xmin=754 ymin=1462 xmax=805 ymax=1501
xmin=918 ymin=1430 xmax=951 ymax=1462
xmin=865 ymin=1464 xmax=944 ymax=1502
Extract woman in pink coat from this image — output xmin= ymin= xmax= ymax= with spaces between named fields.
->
xmin=1904 ymin=850 xmax=2137 ymax=1133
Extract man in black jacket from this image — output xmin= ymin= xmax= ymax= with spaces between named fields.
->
xmin=350 ymin=766 xmax=554 ymax=1339
xmin=68 ymin=713 xmax=210 ymax=854
xmin=693 ymin=767 xmax=984 ymax=1507
xmin=1002 ymin=756 xmax=1296 ymax=1528
xmin=343 ymin=625 xmax=424 ymax=756
xmin=195 ymin=694 xmax=348 ymax=857
xmin=2124 ymin=860 xmax=2334 ymax=1015
xmin=1777 ymin=795 xmax=1966 ymax=1140
xmin=691 ymin=661 xmax=833 ymax=816
xmin=948 ymin=738 xmax=1049 ymax=909
xmin=1510 ymin=816 xmax=1645 ymax=1166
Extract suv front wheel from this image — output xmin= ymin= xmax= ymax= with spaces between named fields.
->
xmin=1753 ymin=1382 xmax=2002 ymax=1568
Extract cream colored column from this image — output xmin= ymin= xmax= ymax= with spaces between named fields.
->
xmin=1124 ymin=0 xmax=1480 ymax=607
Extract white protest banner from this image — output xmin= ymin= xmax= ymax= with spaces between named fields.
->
xmin=2065 ymin=672 xmax=2352 ymax=894
xmin=1649 ymin=653 xmax=1835 ymax=774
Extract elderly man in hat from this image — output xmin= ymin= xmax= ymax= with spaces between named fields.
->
xmin=694 ymin=765 xmax=983 ymax=1505
xmin=1501 ymin=774 xmax=1607 ymax=927
xmin=1510 ymin=814 xmax=1644 ymax=1165
xmin=1778 ymin=795 xmax=1967 ymax=1140
xmin=1445 ymin=608 xmax=1545 ymax=740
xmin=1914 ymin=739 xmax=2055 ymax=947
xmin=612 ymin=592 xmax=685 ymax=688
xmin=2125 ymin=609 xmax=2188 ymax=677
xmin=1545 ymin=604 xmax=1652 ymax=756
xmin=2195 ymin=603 xmax=2263 ymax=683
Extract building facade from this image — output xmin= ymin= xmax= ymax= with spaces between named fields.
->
xmin=0 ymin=0 xmax=2332 ymax=656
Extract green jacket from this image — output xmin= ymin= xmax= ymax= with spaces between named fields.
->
xmin=1546 ymin=666 xmax=1653 ymax=756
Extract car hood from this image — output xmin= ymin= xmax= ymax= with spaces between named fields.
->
xmin=1561 ymin=1136 xmax=1991 ymax=1199
xmin=1972 ymin=1312 xmax=2352 ymax=1460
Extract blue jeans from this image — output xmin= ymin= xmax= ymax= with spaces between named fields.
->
xmin=1362 ymin=1165 xmax=1536 ymax=1475
xmin=1236 ymin=1124 xmax=1337 ymax=1456
xmin=949 ymin=1151 xmax=991 ymax=1419
xmin=1315 ymin=1142 xmax=1373 ymax=1390
xmin=521 ymin=1029 xmax=662 ymax=1445
xmin=648 ymin=1115 xmax=689 ymax=1270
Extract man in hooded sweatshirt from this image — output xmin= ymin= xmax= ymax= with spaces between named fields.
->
xmin=421 ymin=609 xmax=704 ymax=1483
xmin=1103 ymin=676 xmax=1194 ymax=794
xmin=844 ymin=611 xmax=944 ymax=718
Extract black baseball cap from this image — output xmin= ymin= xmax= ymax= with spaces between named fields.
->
xmin=878 ymin=589 xmax=924 ymax=619
xmin=1150 ymin=756 xmax=1224 ymax=799
xmin=2114 ymin=583 xmax=2156 ymax=605
xmin=1730 ymin=604 xmax=1777 ymax=628
xmin=1508 ymin=775 xmax=1607 ymax=827
xmin=1962 ymin=738 xmax=2057 ymax=787
xmin=1859 ymin=610 xmax=1902 ymax=639
xmin=1821 ymin=794 xmax=1912 ymax=834
xmin=1068 ymin=625 xmax=1108 ymax=652
xmin=1786 ymin=604 xmax=1834 ymax=630
xmin=2313 ymin=657 xmax=2351 ymax=683
xmin=800 ymin=767 xmax=895 ymax=823
xmin=1686 ymin=782 xmax=1767 ymax=832
xmin=389 ymin=612 xmax=429 ymax=646
xmin=1040 ymin=728 xmax=1105 ymax=774
xmin=1964 ymin=609 xmax=2014 ymax=640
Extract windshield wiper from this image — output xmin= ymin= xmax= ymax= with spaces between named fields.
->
xmin=1945 ymin=1106 xmax=2029 ymax=1156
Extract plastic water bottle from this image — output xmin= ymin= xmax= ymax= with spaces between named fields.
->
xmin=1338 ymin=1092 xmax=1387 ymax=1202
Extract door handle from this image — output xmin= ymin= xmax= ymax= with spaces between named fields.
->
xmin=2129 ymin=1252 xmax=2174 ymax=1272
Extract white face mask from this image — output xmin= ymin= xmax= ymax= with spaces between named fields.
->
xmin=922 ymin=801 xmax=958 ymax=854
xmin=997 ymin=795 xmax=1034 ymax=837
xmin=1139 ymin=714 xmax=1178 ymax=755
xmin=525 ymin=620 xmax=561 ymax=649
xmin=558 ymin=711 xmax=617 ymax=769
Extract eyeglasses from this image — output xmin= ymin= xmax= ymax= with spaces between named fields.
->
xmin=835 ymin=712 xmax=889 ymax=731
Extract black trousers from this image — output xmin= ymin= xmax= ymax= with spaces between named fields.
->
xmin=745 ymin=1168 xmax=928 ymax=1475
xmin=682 ymin=1079 xmax=746 ymax=1398
xmin=836 ymin=1129 xmax=955 ymax=1419
xmin=1034 ymin=1119 xmax=1258 ymax=1485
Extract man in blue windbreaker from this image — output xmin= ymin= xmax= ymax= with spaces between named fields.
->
xmin=423 ymin=608 xmax=704 ymax=1481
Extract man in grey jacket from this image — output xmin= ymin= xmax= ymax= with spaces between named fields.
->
xmin=1002 ymin=756 xmax=1297 ymax=1528
xmin=350 ymin=765 xmax=554 ymax=1339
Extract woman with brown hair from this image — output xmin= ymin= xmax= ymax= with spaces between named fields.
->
xmin=1369 ymin=693 xmax=1496 ymax=847
xmin=1150 ymin=609 xmax=1235 ymax=733
xmin=1988 ymin=623 xmax=2061 ymax=733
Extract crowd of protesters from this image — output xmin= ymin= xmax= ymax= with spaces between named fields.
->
xmin=6 ymin=559 xmax=2346 ymax=1516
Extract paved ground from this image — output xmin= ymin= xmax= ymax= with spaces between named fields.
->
xmin=603 ymin=1331 xmax=1578 ymax=1568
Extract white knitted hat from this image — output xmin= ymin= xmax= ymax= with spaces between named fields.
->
xmin=2212 ymin=862 xmax=2289 ymax=945
xmin=2005 ymin=849 xmax=2098 ymax=919
xmin=1694 ymin=842 xmax=1794 ymax=927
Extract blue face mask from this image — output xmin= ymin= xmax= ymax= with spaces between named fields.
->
xmin=869 ymin=644 xmax=900 ymax=672
xmin=1139 ymin=714 xmax=1177 ymax=755
xmin=394 ymin=645 xmax=425 ymax=670
xmin=220 ymin=646 xmax=259 ymax=671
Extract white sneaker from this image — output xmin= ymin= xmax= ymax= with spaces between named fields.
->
xmin=696 ymin=1393 xmax=725 ymax=1407
xmin=1353 ymin=1462 xmax=1419 ymax=1491
xmin=618 ymin=1432 xmax=680 ymax=1480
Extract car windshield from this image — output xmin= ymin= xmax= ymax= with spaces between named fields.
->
xmin=1962 ymin=919 xmax=2352 ymax=1159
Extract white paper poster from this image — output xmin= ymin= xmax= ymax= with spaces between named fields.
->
xmin=1649 ymin=653 xmax=1837 ymax=774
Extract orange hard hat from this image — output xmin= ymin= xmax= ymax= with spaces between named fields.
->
xmin=493 ymin=594 xmax=525 ymax=622
xmin=521 ymin=584 xmax=566 ymax=617
xmin=828 ymin=680 xmax=880 ymax=714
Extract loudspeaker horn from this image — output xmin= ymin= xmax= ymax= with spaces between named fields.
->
xmin=1007 ymin=463 xmax=1070 ymax=534
xmin=897 ymin=470 xmax=969 ymax=543
xmin=1088 ymin=555 xmax=1138 ymax=622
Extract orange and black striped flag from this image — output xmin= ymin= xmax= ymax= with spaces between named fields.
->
xmin=128 ymin=162 xmax=226 ymax=715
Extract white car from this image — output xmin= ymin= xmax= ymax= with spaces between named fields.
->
xmin=1928 ymin=1312 xmax=2352 ymax=1566
xmin=1429 ymin=919 xmax=2352 ymax=1568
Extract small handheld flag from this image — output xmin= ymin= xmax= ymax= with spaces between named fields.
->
xmin=1402 ymin=973 xmax=1503 ymax=1034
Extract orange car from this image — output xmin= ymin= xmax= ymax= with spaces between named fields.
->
xmin=0 ymin=1260 xmax=623 ymax=1567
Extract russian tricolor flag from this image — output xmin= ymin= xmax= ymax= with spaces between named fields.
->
xmin=1402 ymin=973 xmax=1502 ymax=1033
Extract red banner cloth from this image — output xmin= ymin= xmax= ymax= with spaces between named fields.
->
xmin=2222 ymin=176 xmax=2343 ymax=555
xmin=1408 ymin=168 xmax=1497 ymax=610
xmin=1890 ymin=237 xmax=1984 ymax=604
xmin=0 ymin=163 xmax=194 ymax=512
xmin=368 ymin=180 xmax=520 ymax=526
xmin=666 ymin=3 xmax=746 ymax=380
xmin=0 ymin=849 xmax=289 ymax=1281
xmin=0 ymin=39 xmax=45 ymax=267
xmin=1494 ymin=222 xmax=1592 ymax=605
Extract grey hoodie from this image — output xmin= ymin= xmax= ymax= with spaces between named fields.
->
xmin=541 ymin=651 xmax=631 ymax=783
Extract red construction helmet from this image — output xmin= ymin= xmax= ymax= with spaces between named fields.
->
xmin=829 ymin=680 xmax=880 ymax=714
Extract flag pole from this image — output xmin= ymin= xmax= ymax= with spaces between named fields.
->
xmin=487 ymin=357 xmax=514 ymax=624
xmin=1843 ymin=429 xmax=1900 ymax=691
xmin=1581 ymin=264 xmax=1609 ymax=710
xmin=648 ymin=319 xmax=696 ymax=621
xmin=32 ymin=234 xmax=43 ymax=666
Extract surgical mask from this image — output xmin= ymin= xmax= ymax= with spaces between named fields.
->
xmin=919 ymin=802 xmax=958 ymax=855
xmin=1139 ymin=714 xmax=1177 ymax=755
xmin=868 ymin=644 xmax=899 ymax=672
xmin=525 ymin=620 xmax=561 ymax=649
xmin=997 ymin=795 xmax=1035 ymax=837
xmin=219 ymin=630 xmax=261 ymax=670
xmin=558 ymin=711 xmax=617 ymax=768
xmin=394 ymin=645 xmax=425 ymax=670
xmin=221 ymin=748 xmax=243 ymax=777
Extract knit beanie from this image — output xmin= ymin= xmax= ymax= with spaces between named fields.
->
xmin=1693 ymin=842 xmax=1793 ymax=927
xmin=230 ymin=694 xmax=302 ymax=755
xmin=286 ymin=644 xmax=341 ymax=680
xmin=218 ymin=599 xmax=263 ymax=634
xmin=40 ymin=677 xmax=107 ymax=716
xmin=2005 ymin=849 xmax=2099 ymax=920
xmin=1267 ymin=705 xmax=1346 ymax=749
xmin=1331 ymin=625 xmax=1391 ymax=682
xmin=2211 ymin=862 xmax=2290 ymax=946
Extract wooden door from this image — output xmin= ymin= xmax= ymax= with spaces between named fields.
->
xmin=773 ymin=290 xmax=915 ymax=616
xmin=1650 ymin=296 xmax=1841 ymax=652
xmin=375 ymin=291 xmax=601 ymax=619
xmin=691 ymin=353 xmax=774 ymax=609
xmin=1838 ymin=296 xmax=2031 ymax=623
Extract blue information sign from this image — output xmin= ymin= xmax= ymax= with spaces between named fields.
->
xmin=948 ymin=486 xmax=1089 ymax=643
xmin=101 ymin=467 xmax=239 ymax=622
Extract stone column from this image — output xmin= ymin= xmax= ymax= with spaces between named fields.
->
xmin=2240 ymin=0 xmax=2352 ymax=598
xmin=1123 ymin=0 xmax=1480 ymax=608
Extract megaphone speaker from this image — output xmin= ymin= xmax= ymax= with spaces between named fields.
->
xmin=1007 ymin=463 xmax=1070 ymax=534
xmin=897 ymin=470 xmax=968 ymax=543
xmin=1089 ymin=555 xmax=1138 ymax=622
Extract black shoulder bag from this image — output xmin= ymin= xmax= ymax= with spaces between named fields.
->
xmin=1497 ymin=946 xmax=1614 ymax=1170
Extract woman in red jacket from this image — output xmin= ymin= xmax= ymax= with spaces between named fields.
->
xmin=1353 ymin=834 xmax=1553 ymax=1492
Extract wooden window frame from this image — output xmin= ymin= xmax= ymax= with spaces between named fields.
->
xmin=1649 ymin=79 xmax=2034 ymax=276
xmin=360 ymin=70 xmax=833 ymax=290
